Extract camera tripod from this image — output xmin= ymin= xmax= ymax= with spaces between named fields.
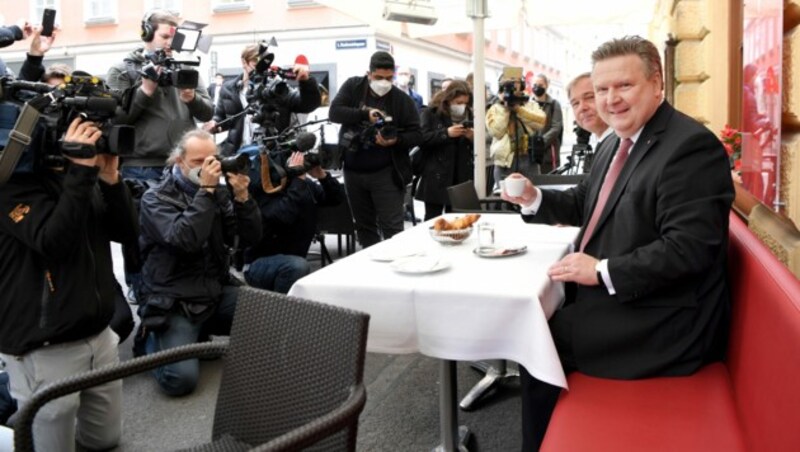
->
xmin=549 ymin=143 xmax=594 ymax=175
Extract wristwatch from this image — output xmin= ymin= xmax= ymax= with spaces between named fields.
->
xmin=596 ymin=270 xmax=606 ymax=289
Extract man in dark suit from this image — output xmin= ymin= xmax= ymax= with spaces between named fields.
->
xmin=502 ymin=36 xmax=734 ymax=451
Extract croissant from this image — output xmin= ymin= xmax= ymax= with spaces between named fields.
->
xmin=434 ymin=214 xmax=481 ymax=231
xmin=433 ymin=218 xmax=450 ymax=232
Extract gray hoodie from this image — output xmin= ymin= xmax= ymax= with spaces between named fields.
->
xmin=107 ymin=48 xmax=213 ymax=167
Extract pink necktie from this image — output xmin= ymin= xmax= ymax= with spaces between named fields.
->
xmin=579 ymin=138 xmax=633 ymax=251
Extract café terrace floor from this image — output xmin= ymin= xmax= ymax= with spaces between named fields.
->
xmin=110 ymin=210 xmax=524 ymax=451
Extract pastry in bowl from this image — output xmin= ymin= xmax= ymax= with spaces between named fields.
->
xmin=429 ymin=214 xmax=481 ymax=244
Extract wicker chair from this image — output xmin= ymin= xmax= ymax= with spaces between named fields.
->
xmin=14 ymin=287 xmax=370 ymax=452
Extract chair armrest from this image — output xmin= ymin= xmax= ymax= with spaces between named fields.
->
xmin=252 ymin=384 xmax=367 ymax=452
xmin=14 ymin=341 xmax=227 ymax=452
xmin=479 ymin=197 xmax=519 ymax=213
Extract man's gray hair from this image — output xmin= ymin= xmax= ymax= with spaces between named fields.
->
xmin=566 ymin=72 xmax=592 ymax=98
xmin=591 ymin=36 xmax=663 ymax=83
xmin=166 ymin=129 xmax=216 ymax=165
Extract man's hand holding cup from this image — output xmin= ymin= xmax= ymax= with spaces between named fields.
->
xmin=500 ymin=173 xmax=537 ymax=206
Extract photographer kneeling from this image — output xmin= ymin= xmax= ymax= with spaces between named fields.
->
xmin=0 ymin=117 xmax=138 ymax=451
xmin=244 ymin=149 xmax=344 ymax=293
xmin=137 ymin=129 xmax=261 ymax=397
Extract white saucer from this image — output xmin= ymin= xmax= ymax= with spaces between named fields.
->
xmin=368 ymin=246 xmax=425 ymax=262
xmin=473 ymin=245 xmax=528 ymax=258
xmin=390 ymin=256 xmax=451 ymax=274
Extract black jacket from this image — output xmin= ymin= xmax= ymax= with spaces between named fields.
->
xmin=0 ymin=164 xmax=138 ymax=355
xmin=106 ymin=49 xmax=214 ymax=167
xmin=329 ymin=76 xmax=422 ymax=189
xmin=245 ymin=170 xmax=344 ymax=260
xmin=524 ymin=102 xmax=733 ymax=379
xmin=414 ymin=107 xmax=474 ymax=205
xmin=138 ymin=169 xmax=262 ymax=304
xmin=213 ymin=75 xmax=321 ymax=156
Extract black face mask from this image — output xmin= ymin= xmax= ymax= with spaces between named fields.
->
xmin=533 ymin=85 xmax=546 ymax=97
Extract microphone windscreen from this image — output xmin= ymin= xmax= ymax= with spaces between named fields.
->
xmin=295 ymin=54 xmax=309 ymax=66
xmin=85 ymin=97 xmax=119 ymax=113
xmin=294 ymin=131 xmax=317 ymax=152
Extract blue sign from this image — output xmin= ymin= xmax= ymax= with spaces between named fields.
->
xmin=376 ymin=40 xmax=392 ymax=52
xmin=336 ymin=39 xmax=367 ymax=50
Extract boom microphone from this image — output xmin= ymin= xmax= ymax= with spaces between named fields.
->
xmin=280 ymin=131 xmax=317 ymax=152
xmin=62 ymin=96 xmax=119 ymax=113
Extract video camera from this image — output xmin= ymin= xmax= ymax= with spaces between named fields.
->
xmin=268 ymin=128 xmax=320 ymax=175
xmin=572 ymin=124 xmax=594 ymax=173
xmin=340 ymin=109 xmax=398 ymax=154
xmin=244 ymin=38 xmax=299 ymax=134
xmin=499 ymin=79 xmax=529 ymax=106
xmin=141 ymin=49 xmax=200 ymax=89
xmin=235 ymin=121 xmax=323 ymax=194
xmin=498 ymin=67 xmax=529 ymax=107
xmin=0 ymin=74 xmax=133 ymax=184
xmin=140 ymin=25 xmax=205 ymax=89
xmin=370 ymin=110 xmax=397 ymax=140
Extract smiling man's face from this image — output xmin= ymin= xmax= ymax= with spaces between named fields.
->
xmin=592 ymin=54 xmax=662 ymax=139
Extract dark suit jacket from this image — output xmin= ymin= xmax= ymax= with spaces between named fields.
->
xmin=208 ymin=83 xmax=220 ymax=99
xmin=523 ymin=102 xmax=734 ymax=379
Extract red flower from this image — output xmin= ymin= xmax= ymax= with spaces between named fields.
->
xmin=719 ymin=125 xmax=742 ymax=170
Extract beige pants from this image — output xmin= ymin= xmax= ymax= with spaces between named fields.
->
xmin=0 ymin=327 xmax=122 ymax=452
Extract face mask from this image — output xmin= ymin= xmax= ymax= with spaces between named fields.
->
xmin=370 ymin=79 xmax=392 ymax=97
xmin=449 ymin=104 xmax=466 ymax=117
xmin=397 ymin=75 xmax=410 ymax=88
xmin=533 ymin=85 xmax=546 ymax=97
xmin=185 ymin=165 xmax=202 ymax=185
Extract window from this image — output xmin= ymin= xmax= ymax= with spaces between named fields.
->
xmin=287 ymin=0 xmax=319 ymax=6
xmin=30 ymin=0 xmax=59 ymax=25
xmin=84 ymin=0 xmax=117 ymax=24
xmin=146 ymin=0 xmax=182 ymax=13
xmin=212 ymin=0 xmax=251 ymax=13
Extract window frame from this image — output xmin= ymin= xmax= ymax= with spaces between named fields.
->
xmin=145 ymin=0 xmax=183 ymax=13
xmin=83 ymin=0 xmax=118 ymax=25
xmin=212 ymin=0 xmax=251 ymax=14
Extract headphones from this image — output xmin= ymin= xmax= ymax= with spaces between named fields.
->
xmin=140 ymin=10 xmax=155 ymax=43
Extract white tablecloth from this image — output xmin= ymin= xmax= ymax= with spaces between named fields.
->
xmin=289 ymin=213 xmax=578 ymax=388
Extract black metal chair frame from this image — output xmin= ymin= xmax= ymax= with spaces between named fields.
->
xmin=315 ymin=201 xmax=357 ymax=267
xmin=446 ymin=180 xmax=519 ymax=214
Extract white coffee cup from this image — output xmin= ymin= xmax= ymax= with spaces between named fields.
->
xmin=504 ymin=176 xmax=525 ymax=197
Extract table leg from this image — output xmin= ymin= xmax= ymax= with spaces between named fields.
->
xmin=432 ymin=360 xmax=471 ymax=452
xmin=459 ymin=360 xmax=520 ymax=411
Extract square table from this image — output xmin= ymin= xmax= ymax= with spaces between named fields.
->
xmin=289 ymin=213 xmax=578 ymax=451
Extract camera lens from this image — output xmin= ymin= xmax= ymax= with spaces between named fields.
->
xmin=217 ymin=154 xmax=250 ymax=174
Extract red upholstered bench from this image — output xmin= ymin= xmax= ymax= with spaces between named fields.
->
xmin=541 ymin=212 xmax=800 ymax=452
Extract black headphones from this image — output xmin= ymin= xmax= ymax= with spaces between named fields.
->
xmin=140 ymin=11 xmax=155 ymax=43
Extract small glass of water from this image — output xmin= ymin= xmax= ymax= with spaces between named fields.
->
xmin=477 ymin=222 xmax=495 ymax=250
